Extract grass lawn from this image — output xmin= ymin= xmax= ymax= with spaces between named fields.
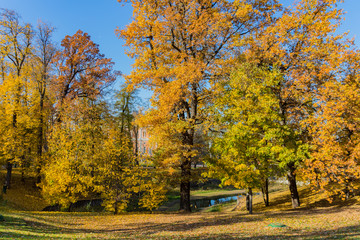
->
xmin=1 ymin=183 xmax=360 ymax=239
xmin=1 ymin=204 xmax=360 ymax=239
xmin=1 ymin=172 xmax=359 ymax=239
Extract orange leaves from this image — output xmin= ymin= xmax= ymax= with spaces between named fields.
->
xmin=118 ymin=0 xmax=282 ymax=211
xmin=118 ymin=0 xmax=280 ymax=131
xmin=54 ymin=30 xmax=116 ymax=105
xmin=300 ymin=46 xmax=360 ymax=198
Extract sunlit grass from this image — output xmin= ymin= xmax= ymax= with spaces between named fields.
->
xmin=1 ymin=204 xmax=360 ymax=239
xmin=1 ymin=171 xmax=359 ymax=239
xmin=0 ymin=180 xmax=359 ymax=239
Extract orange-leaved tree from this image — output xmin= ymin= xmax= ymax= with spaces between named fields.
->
xmin=117 ymin=0 xmax=279 ymax=212
xmin=53 ymin=30 xmax=117 ymax=123
xmin=304 ymin=48 xmax=360 ymax=200
xmin=41 ymin=30 xmax=117 ymax=208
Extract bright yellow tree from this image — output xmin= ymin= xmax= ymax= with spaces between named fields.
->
xmin=0 ymin=9 xmax=33 ymax=188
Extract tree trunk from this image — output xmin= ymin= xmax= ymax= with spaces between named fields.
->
xmin=261 ymin=178 xmax=269 ymax=207
xmin=287 ymin=163 xmax=300 ymax=208
xmin=114 ymin=201 xmax=118 ymax=215
xmin=231 ymin=195 xmax=242 ymax=211
xmin=5 ymin=110 xmax=18 ymax=189
xmin=36 ymin=97 xmax=44 ymax=184
xmin=4 ymin=161 xmax=13 ymax=190
xmin=21 ymin=166 xmax=25 ymax=183
xmin=179 ymin=159 xmax=191 ymax=212
xmin=344 ymin=182 xmax=351 ymax=200
xmin=178 ymin=98 xmax=195 ymax=213
xmin=132 ymin=125 xmax=139 ymax=165
xmin=246 ymin=188 xmax=253 ymax=214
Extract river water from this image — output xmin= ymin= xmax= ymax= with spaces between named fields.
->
xmin=191 ymin=194 xmax=243 ymax=209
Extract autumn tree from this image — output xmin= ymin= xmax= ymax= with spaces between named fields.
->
xmin=113 ymin=87 xmax=145 ymax=163
xmin=242 ymin=0 xmax=347 ymax=208
xmin=41 ymin=30 xmax=116 ymax=205
xmin=96 ymin=119 xmax=167 ymax=213
xmin=31 ymin=21 xmax=56 ymax=183
xmin=41 ymin=30 xmax=165 ymax=212
xmin=53 ymin=30 xmax=116 ymax=122
xmin=0 ymin=9 xmax=33 ymax=189
xmin=114 ymin=88 xmax=136 ymax=135
xmin=42 ymin=99 xmax=108 ymax=209
xmin=42 ymin=97 xmax=166 ymax=212
xmin=207 ymin=63 xmax=309 ymax=211
xmin=118 ymin=0 xmax=279 ymax=212
xmin=304 ymin=49 xmax=360 ymax=200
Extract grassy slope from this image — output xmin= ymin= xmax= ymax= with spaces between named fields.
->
xmin=1 ymin=171 xmax=48 ymax=211
xmin=0 ymin=172 xmax=360 ymax=239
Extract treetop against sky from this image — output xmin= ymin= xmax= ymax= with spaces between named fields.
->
xmin=0 ymin=0 xmax=359 ymax=98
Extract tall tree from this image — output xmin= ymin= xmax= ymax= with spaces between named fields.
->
xmin=118 ymin=0 xmax=279 ymax=212
xmin=0 ymin=9 xmax=33 ymax=189
xmin=32 ymin=21 xmax=56 ymax=183
xmin=42 ymin=29 xmax=117 ymax=204
xmin=304 ymin=49 xmax=360 ymax=200
xmin=244 ymin=0 xmax=346 ymax=208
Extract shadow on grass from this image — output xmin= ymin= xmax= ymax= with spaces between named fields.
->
xmin=1 ymin=209 xmax=360 ymax=239
xmin=235 ymin=224 xmax=360 ymax=240
xmin=172 ymin=224 xmax=360 ymax=240
xmin=57 ymin=212 xmax=260 ymax=235
xmin=0 ymin=214 xmax=79 ymax=237
xmin=0 ymin=212 xmax=260 ymax=238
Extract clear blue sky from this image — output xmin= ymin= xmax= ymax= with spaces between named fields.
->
xmin=0 ymin=0 xmax=359 ymax=98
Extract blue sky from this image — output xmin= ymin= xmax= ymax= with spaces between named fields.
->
xmin=0 ymin=0 xmax=359 ymax=99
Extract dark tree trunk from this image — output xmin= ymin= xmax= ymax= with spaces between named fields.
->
xmin=21 ymin=165 xmax=25 ymax=183
xmin=261 ymin=178 xmax=269 ymax=207
xmin=344 ymin=182 xmax=351 ymax=200
xmin=246 ymin=187 xmax=253 ymax=214
xmin=179 ymin=159 xmax=191 ymax=212
xmin=36 ymin=97 xmax=45 ymax=184
xmin=5 ymin=161 xmax=13 ymax=190
xmin=178 ymin=96 xmax=195 ymax=213
xmin=114 ymin=201 xmax=118 ymax=215
xmin=5 ymin=110 xmax=18 ymax=189
xmin=287 ymin=163 xmax=300 ymax=208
